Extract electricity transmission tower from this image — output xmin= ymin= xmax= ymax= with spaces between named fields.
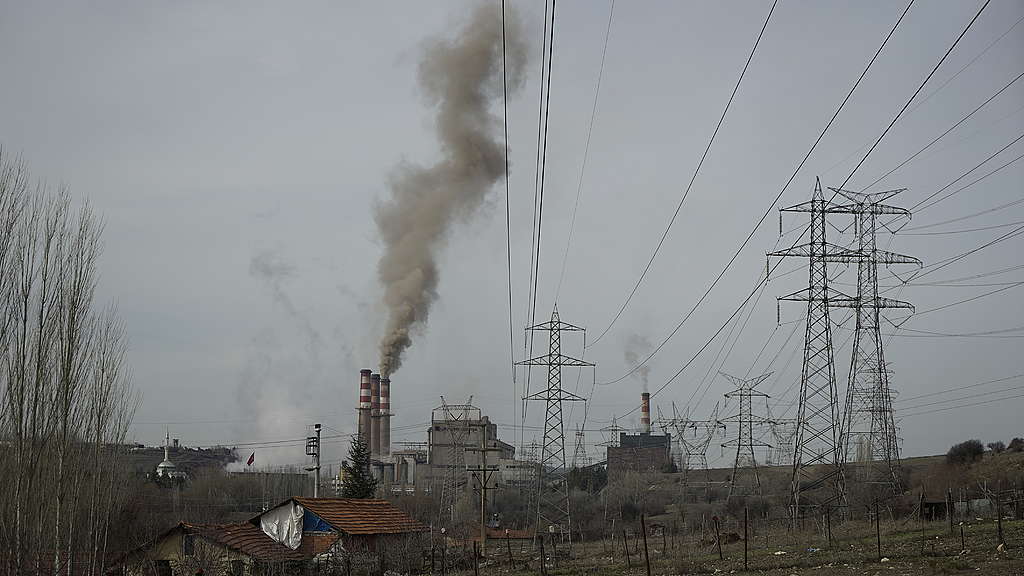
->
xmin=719 ymin=372 xmax=773 ymax=501
xmin=766 ymin=405 xmax=798 ymax=467
xmin=768 ymin=178 xmax=860 ymax=516
xmin=436 ymin=396 xmax=477 ymax=531
xmin=598 ymin=416 xmax=626 ymax=449
xmin=832 ymin=187 xmax=918 ymax=497
xmin=668 ymin=402 xmax=723 ymax=485
xmin=572 ymin=424 xmax=589 ymax=468
xmin=517 ymin=306 xmax=593 ymax=545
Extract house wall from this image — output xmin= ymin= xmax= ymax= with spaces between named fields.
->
xmin=121 ymin=532 xmax=253 ymax=576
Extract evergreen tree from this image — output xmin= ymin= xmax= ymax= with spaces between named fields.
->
xmin=341 ymin=434 xmax=378 ymax=498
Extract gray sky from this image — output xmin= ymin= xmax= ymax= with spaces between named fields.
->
xmin=2 ymin=0 xmax=1022 ymax=469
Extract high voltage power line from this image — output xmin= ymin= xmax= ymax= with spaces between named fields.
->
xmin=587 ymin=0 xmax=780 ymax=346
xmin=595 ymin=0 xmax=916 ymax=386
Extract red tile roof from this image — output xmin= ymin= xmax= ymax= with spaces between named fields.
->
xmin=183 ymin=522 xmax=306 ymax=562
xmin=292 ymin=497 xmax=428 ymax=535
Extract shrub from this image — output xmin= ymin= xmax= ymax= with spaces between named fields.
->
xmin=946 ymin=439 xmax=984 ymax=465
xmin=987 ymin=441 xmax=1006 ymax=454
xmin=1008 ymin=437 xmax=1024 ymax=452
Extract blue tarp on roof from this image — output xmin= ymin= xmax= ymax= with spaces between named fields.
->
xmin=303 ymin=510 xmax=333 ymax=533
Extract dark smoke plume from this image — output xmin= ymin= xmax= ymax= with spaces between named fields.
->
xmin=375 ymin=4 xmax=526 ymax=375
xmin=624 ymin=334 xmax=652 ymax=393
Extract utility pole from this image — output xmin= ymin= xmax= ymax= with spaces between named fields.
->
xmin=467 ymin=421 xmax=502 ymax=556
xmin=719 ymin=372 xmax=773 ymax=501
xmin=306 ymin=423 xmax=321 ymax=498
xmin=768 ymin=178 xmax=860 ymax=519
xmin=516 ymin=306 xmax=593 ymax=550
xmin=831 ymin=187 xmax=918 ymax=498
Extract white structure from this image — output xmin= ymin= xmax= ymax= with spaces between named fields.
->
xmin=156 ymin=430 xmax=187 ymax=480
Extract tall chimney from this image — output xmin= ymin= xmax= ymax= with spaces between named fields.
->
xmin=358 ymin=369 xmax=372 ymax=446
xmin=380 ymin=376 xmax=391 ymax=458
xmin=641 ymin=392 xmax=651 ymax=434
xmin=370 ymin=373 xmax=381 ymax=459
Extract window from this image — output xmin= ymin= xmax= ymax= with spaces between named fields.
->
xmin=155 ymin=560 xmax=172 ymax=576
xmin=183 ymin=534 xmax=196 ymax=556
xmin=230 ymin=559 xmax=244 ymax=576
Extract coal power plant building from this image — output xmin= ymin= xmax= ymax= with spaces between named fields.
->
xmin=352 ymin=370 xmax=530 ymax=493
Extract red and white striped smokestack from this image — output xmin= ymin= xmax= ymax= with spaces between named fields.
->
xmin=370 ymin=373 xmax=381 ymax=459
xmin=358 ymin=369 xmax=372 ymax=445
xmin=380 ymin=376 xmax=391 ymax=458
xmin=641 ymin=392 xmax=651 ymax=434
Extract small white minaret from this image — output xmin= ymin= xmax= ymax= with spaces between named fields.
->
xmin=156 ymin=428 xmax=178 ymax=478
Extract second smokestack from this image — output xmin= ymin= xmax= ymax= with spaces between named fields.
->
xmin=370 ymin=373 xmax=381 ymax=459
xmin=641 ymin=392 xmax=651 ymax=434
xmin=380 ymin=376 xmax=391 ymax=458
xmin=358 ymin=369 xmax=372 ymax=446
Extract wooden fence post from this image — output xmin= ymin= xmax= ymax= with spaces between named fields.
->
xmin=875 ymin=500 xmax=882 ymax=561
xmin=622 ymin=529 xmax=631 ymax=568
xmin=507 ymin=533 xmax=514 ymax=567
xmin=714 ymin=516 xmax=723 ymax=560
xmin=826 ymin=507 xmax=832 ymax=550
xmin=472 ymin=541 xmax=479 ymax=576
xmin=538 ymin=534 xmax=548 ymax=576
xmin=948 ymin=488 xmax=954 ymax=534
xmin=997 ymin=496 xmax=1004 ymax=546
xmin=743 ymin=508 xmax=749 ymax=571
xmin=640 ymin=514 xmax=652 ymax=576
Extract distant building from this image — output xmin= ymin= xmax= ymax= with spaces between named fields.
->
xmin=606 ymin=432 xmax=672 ymax=478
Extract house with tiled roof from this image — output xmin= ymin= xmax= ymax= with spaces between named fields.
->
xmin=109 ymin=521 xmax=306 ymax=575
xmin=256 ymin=497 xmax=428 ymax=571
xmin=109 ymin=497 xmax=427 ymax=575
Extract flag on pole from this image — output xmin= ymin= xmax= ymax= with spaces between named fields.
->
xmin=246 ymin=452 xmax=255 ymax=466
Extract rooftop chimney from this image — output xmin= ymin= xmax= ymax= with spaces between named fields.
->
xmin=358 ymin=369 xmax=372 ymax=446
xmin=641 ymin=392 xmax=651 ymax=434
xmin=370 ymin=373 xmax=381 ymax=460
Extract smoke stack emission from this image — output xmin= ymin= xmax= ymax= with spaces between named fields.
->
xmin=375 ymin=3 xmax=527 ymax=375
xmin=370 ymin=373 xmax=381 ymax=459
xmin=624 ymin=334 xmax=652 ymax=393
xmin=641 ymin=392 xmax=651 ymax=434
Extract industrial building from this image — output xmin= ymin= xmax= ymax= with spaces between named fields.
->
xmin=605 ymin=393 xmax=672 ymax=477
xmin=351 ymin=370 xmax=532 ymax=493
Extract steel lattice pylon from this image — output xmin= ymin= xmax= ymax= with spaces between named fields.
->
xmin=516 ymin=306 xmax=592 ymax=545
xmin=832 ymin=187 xmax=919 ymax=497
xmin=769 ymin=178 xmax=861 ymax=516
xmin=435 ymin=397 xmax=477 ymax=531
xmin=572 ymin=425 xmax=589 ymax=468
xmin=662 ymin=402 xmax=722 ymax=485
xmin=719 ymin=372 xmax=773 ymax=501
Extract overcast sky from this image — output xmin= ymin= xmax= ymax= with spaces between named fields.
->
xmin=2 ymin=0 xmax=1022 ymax=470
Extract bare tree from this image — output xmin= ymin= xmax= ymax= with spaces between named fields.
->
xmin=0 ymin=151 xmax=138 ymax=576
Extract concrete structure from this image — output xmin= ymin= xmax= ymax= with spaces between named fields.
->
xmin=606 ymin=432 xmax=672 ymax=478
xmin=370 ymin=373 xmax=381 ymax=459
xmin=380 ymin=376 xmax=391 ymax=458
xmin=358 ymin=369 xmax=372 ymax=444
xmin=427 ymin=412 xmax=514 ymax=474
